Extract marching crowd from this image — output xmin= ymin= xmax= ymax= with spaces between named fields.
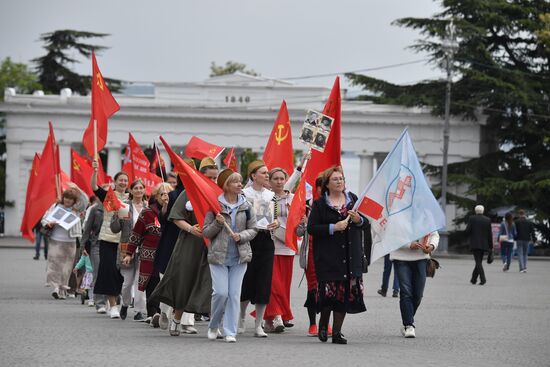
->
xmin=35 ymin=155 xmax=441 ymax=344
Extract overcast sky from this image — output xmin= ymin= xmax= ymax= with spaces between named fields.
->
xmin=1 ymin=0 xmax=443 ymax=89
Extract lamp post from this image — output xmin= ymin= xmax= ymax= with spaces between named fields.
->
xmin=439 ymin=20 xmax=458 ymax=253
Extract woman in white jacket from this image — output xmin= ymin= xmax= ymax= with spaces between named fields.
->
xmin=390 ymin=231 xmax=439 ymax=338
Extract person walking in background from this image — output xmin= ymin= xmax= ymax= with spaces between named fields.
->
xmin=377 ymin=254 xmax=400 ymax=297
xmin=514 ymin=209 xmax=536 ymax=273
xmin=499 ymin=212 xmax=517 ymax=272
xmin=33 ymin=221 xmax=49 ymax=260
xmin=81 ymin=194 xmax=105 ymax=309
xmin=465 ymin=205 xmax=493 ymax=285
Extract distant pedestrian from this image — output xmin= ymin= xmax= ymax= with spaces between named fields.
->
xmin=499 ymin=212 xmax=517 ymax=272
xmin=464 ymin=205 xmax=493 ymax=285
xmin=33 ymin=221 xmax=49 ymax=260
xmin=514 ymin=209 xmax=536 ymax=273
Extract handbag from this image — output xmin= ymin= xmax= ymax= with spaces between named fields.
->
xmin=39 ymin=225 xmax=53 ymax=238
xmin=426 ymin=257 xmax=440 ymax=278
xmin=498 ymin=234 xmax=509 ymax=242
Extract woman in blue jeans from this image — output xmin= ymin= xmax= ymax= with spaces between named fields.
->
xmin=499 ymin=212 xmax=517 ymax=272
xmin=390 ymin=231 xmax=439 ymax=338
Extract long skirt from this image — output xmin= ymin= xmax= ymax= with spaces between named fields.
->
xmin=93 ymin=241 xmax=123 ymax=297
xmin=150 ymin=233 xmax=211 ymax=314
xmin=46 ymin=239 xmax=76 ymax=291
xmin=241 ymin=231 xmax=275 ymax=304
xmin=317 ymin=277 xmax=366 ymax=314
xmin=264 ymin=255 xmax=294 ymax=320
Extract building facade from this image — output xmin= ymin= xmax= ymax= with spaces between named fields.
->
xmin=1 ymin=73 xmax=484 ymax=237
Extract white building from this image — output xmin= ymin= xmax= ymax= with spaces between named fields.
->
xmin=1 ymin=73 xmax=485 ymax=238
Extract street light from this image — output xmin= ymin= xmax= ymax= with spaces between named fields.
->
xmin=439 ymin=19 xmax=458 ymax=253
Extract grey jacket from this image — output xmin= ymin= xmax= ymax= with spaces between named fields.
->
xmin=202 ymin=197 xmax=258 ymax=265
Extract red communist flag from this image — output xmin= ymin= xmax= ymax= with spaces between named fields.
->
xmin=21 ymin=123 xmax=60 ymax=242
xmin=263 ymin=100 xmax=294 ymax=175
xmin=160 ymin=136 xmax=222 ymax=241
xmin=357 ymin=196 xmax=384 ymax=220
xmin=185 ymin=136 xmax=224 ymax=160
xmin=82 ymin=50 xmax=120 ymax=157
xmin=223 ymin=147 xmax=238 ymax=171
xmin=20 ymin=153 xmax=41 ymax=242
xmin=304 ymin=77 xmax=342 ymax=198
xmin=122 ymin=133 xmax=162 ymax=195
xmin=104 ymin=186 xmax=123 ymax=212
xmin=71 ymin=149 xmax=95 ymax=197
xmin=285 ymin=170 xmax=307 ymax=251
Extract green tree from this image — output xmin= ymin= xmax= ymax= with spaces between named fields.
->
xmin=210 ymin=61 xmax=258 ymax=77
xmin=0 ymin=57 xmax=42 ymax=208
xmin=346 ymin=0 xmax=550 ymax=245
xmin=33 ymin=30 xmax=121 ymax=95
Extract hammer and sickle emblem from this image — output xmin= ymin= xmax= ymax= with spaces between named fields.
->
xmin=96 ymin=72 xmax=105 ymax=91
xmin=275 ymin=123 xmax=289 ymax=145
xmin=209 ymin=147 xmax=217 ymax=154
xmin=73 ymin=159 xmax=81 ymax=171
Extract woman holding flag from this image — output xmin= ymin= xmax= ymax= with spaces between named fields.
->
xmin=91 ymin=160 xmax=129 ymax=319
xmin=307 ymin=166 xmax=367 ymax=344
xmin=203 ymin=169 xmax=257 ymax=342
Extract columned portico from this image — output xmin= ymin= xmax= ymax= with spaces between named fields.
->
xmin=106 ymin=143 xmax=122 ymax=175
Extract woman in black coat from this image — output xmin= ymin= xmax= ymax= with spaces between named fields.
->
xmin=307 ymin=166 xmax=367 ymax=344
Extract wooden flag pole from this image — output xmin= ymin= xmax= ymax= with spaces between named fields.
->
xmin=93 ymin=119 xmax=98 ymax=161
xmin=221 ymin=218 xmax=236 ymax=236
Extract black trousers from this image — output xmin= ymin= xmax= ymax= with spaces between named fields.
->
xmin=240 ymin=231 xmax=274 ymax=304
xmin=145 ymin=275 xmax=160 ymax=317
xmin=471 ymin=249 xmax=486 ymax=284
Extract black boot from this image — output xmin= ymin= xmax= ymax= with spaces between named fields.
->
xmin=318 ymin=325 xmax=328 ymax=342
xmin=332 ymin=331 xmax=347 ymax=344
xmin=120 ymin=305 xmax=128 ymax=320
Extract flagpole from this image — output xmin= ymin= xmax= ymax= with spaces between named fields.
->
xmin=156 ymin=144 xmax=165 ymax=181
xmin=222 ymin=220 xmax=235 ymax=236
xmin=93 ymin=119 xmax=98 ymax=161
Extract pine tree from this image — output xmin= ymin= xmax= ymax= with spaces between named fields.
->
xmin=347 ymin=0 xmax=550 ymax=244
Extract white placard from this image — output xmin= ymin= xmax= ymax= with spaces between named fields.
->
xmin=45 ymin=206 xmax=81 ymax=230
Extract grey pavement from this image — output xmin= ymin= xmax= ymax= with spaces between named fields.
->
xmin=1 ymin=246 xmax=549 ymax=367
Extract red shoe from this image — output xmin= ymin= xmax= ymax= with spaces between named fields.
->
xmin=308 ymin=324 xmax=318 ymax=336
xmin=327 ymin=325 xmax=333 ymax=337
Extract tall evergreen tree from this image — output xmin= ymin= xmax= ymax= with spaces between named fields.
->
xmin=33 ymin=30 xmax=121 ymax=95
xmin=347 ymin=0 xmax=550 ymax=244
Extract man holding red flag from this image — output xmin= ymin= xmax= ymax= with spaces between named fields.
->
xmin=263 ymin=101 xmax=294 ymax=175
xmin=82 ymin=50 xmax=120 ymax=157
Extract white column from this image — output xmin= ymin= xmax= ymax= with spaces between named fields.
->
xmin=5 ymin=143 xmax=22 ymax=236
xmin=58 ymin=142 xmax=71 ymax=175
xmin=358 ymin=152 xmax=375 ymax=192
xmin=106 ymin=144 xmax=122 ymax=176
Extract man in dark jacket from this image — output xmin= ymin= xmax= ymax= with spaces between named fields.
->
xmin=464 ymin=205 xmax=493 ymax=285
xmin=515 ymin=209 xmax=536 ymax=273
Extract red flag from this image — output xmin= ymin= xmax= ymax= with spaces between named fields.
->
xmin=285 ymin=171 xmax=307 ymax=251
xmin=82 ymin=50 xmax=120 ymax=157
xmin=104 ymin=186 xmax=122 ymax=212
xmin=160 ymin=136 xmax=222 ymax=242
xmin=60 ymin=169 xmax=72 ymax=192
xmin=263 ymin=100 xmax=294 ymax=175
xmin=185 ymin=136 xmax=224 ymax=160
xmin=20 ymin=154 xmax=41 ymax=242
xmin=97 ymin=158 xmax=110 ymax=185
xmin=304 ymin=77 xmax=341 ymax=198
xmin=150 ymin=142 xmax=167 ymax=179
xmin=21 ymin=123 xmax=59 ymax=241
xmin=223 ymin=147 xmax=238 ymax=172
xmin=122 ymin=133 xmax=162 ymax=195
xmin=357 ymin=196 xmax=384 ymax=220
xmin=71 ymin=149 xmax=95 ymax=197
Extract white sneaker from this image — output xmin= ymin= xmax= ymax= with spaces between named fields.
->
xmin=272 ymin=316 xmax=285 ymax=333
xmin=110 ymin=306 xmax=120 ymax=319
xmin=169 ymin=320 xmax=180 ymax=336
xmin=254 ymin=326 xmax=268 ymax=338
xmin=207 ymin=328 xmax=219 ymax=340
xmin=96 ymin=306 xmax=107 ymax=314
xmin=159 ymin=312 xmax=169 ymax=330
xmin=225 ymin=335 xmax=237 ymax=343
xmin=403 ymin=325 xmax=416 ymax=338
xmin=88 ymin=300 xmax=95 ymax=307
xmin=237 ymin=318 xmax=245 ymax=334
xmin=181 ymin=325 xmax=198 ymax=334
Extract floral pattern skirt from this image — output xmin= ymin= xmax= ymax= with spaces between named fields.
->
xmin=316 ymin=277 xmax=366 ymax=314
